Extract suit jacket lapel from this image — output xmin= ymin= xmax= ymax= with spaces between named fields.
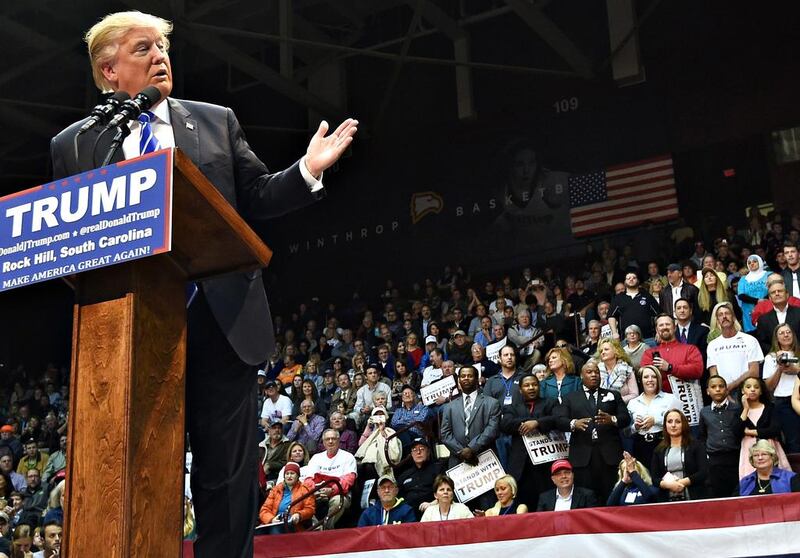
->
xmin=575 ymin=389 xmax=592 ymax=416
xmin=169 ymin=98 xmax=199 ymax=164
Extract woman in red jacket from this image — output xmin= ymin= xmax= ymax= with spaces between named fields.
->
xmin=258 ymin=462 xmax=316 ymax=532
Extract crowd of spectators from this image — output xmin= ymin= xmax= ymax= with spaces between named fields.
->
xmin=4 ymin=213 xmax=800 ymax=547
xmin=255 ymin=212 xmax=800 ymax=532
xmin=0 ymin=364 xmax=66 ymax=557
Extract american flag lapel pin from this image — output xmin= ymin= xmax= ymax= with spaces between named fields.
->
xmin=186 ymin=122 xmax=195 ymax=130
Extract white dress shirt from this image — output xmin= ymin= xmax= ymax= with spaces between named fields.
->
xmin=554 ymin=487 xmax=574 ymax=511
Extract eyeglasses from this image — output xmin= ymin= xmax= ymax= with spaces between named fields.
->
xmin=556 ymin=344 xmax=568 ymax=348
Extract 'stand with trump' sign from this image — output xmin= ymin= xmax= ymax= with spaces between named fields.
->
xmin=0 ymin=149 xmax=173 ymax=291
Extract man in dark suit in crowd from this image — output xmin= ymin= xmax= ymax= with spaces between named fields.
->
xmin=780 ymin=242 xmax=800 ymax=297
xmin=755 ymin=280 xmax=800 ymax=354
xmin=440 ymin=366 xmax=500 ymax=508
xmin=536 ymin=459 xmax=598 ymax=511
xmin=555 ymin=360 xmax=630 ymax=504
xmin=49 ymin=11 xmax=357 ymax=558
xmin=674 ymin=298 xmax=712 ymax=402
xmin=661 ymin=263 xmax=699 ymax=317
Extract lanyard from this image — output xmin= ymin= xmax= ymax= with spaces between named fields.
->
xmin=502 ymin=375 xmax=515 ymax=397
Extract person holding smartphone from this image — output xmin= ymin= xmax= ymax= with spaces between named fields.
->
xmin=640 ymin=314 xmax=703 ymax=396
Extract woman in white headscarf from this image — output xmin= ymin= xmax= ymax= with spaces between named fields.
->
xmin=737 ymin=254 xmax=768 ymax=332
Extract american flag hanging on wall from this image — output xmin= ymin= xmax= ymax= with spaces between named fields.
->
xmin=568 ymin=154 xmax=678 ymax=237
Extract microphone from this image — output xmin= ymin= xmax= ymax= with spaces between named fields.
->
xmin=103 ymin=86 xmax=162 ymax=130
xmin=76 ymin=91 xmax=131 ymax=136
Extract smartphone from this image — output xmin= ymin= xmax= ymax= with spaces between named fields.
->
xmin=652 ymin=351 xmax=661 ymax=359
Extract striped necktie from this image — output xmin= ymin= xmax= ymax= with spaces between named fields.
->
xmin=464 ymin=394 xmax=473 ymax=437
xmin=138 ymin=111 xmax=161 ymax=155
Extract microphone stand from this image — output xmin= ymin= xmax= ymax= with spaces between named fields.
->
xmin=100 ymin=124 xmax=131 ymax=167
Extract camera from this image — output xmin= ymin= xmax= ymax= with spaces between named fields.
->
xmin=369 ymin=415 xmax=386 ymax=426
xmin=778 ymin=353 xmax=799 ymax=365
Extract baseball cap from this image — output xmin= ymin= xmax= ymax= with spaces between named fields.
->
xmin=410 ymin=437 xmax=429 ymax=450
xmin=377 ymin=473 xmax=397 ymax=486
xmin=0 ymin=511 xmax=9 ymax=523
xmin=264 ymin=380 xmax=277 ymax=389
xmin=666 ymin=263 xmax=681 ymax=273
xmin=0 ymin=425 xmax=14 ymax=434
xmin=425 ymin=335 xmax=437 ymax=344
xmin=550 ymin=459 xmax=572 ymax=474
xmin=257 ymin=369 xmax=267 ymax=377
xmin=453 ymin=330 xmax=466 ymax=337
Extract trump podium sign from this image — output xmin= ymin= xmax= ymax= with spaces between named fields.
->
xmin=0 ymin=149 xmax=173 ymax=292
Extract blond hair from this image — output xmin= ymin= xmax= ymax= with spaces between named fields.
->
xmin=85 ymin=11 xmax=173 ymax=92
xmin=594 ymin=337 xmax=633 ymax=366
xmin=616 ymin=458 xmax=653 ymax=485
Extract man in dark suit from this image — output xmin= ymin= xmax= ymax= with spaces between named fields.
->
xmin=675 ymin=299 xmax=710 ymax=351
xmin=440 ymin=366 xmax=500 ymax=508
xmin=780 ymin=242 xmax=800 ymax=297
xmin=661 ymin=263 xmax=700 ymax=317
xmin=50 ymin=12 xmax=357 ymax=558
xmin=536 ymin=459 xmax=598 ymax=511
xmin=755 ymin=281 xmax=800 ymax=354
xmin=555 ymin=360 xmax=630 ymax=504
xmin=674 ymin=298 xmax=712 ymax=402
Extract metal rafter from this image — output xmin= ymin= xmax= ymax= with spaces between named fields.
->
xmin=504 ymin=0 xmax=594 ymax=79
xmin=180 ymin=24 xmax=346 ymax=120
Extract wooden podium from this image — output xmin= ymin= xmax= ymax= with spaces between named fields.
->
xmin=63 ymin=149 xmax=271 ymax=557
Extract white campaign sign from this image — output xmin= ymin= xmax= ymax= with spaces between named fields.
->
xmin=523 ymin=431 xmax=569 ymax=465
xmin=446 ymin=450 xmax=505 ymax=503
xmin=486 ymin=337 xmax=507 ymax=364
xmin=668 ymin=377 xmax=703 ymax=426
xmin=420 ymin=375 xmax=458 ymax=406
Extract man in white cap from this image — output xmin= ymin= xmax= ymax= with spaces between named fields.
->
xmin=421 ymin=348 xmax=445 ymax=387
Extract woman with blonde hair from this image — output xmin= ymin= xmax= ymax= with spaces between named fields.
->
xmin=607 ymin=451 xmax=659 ymax=506
xmin=483 ymin=475 xmax=528 ymax=516
xmin=10 ymin=524 xmax=33 ymax=558
xmin=697 ymin=267 xmax=730 ymax=326
xmin=734 ymin=439 xmax=800 ymax=495
xmin=405 ymin=333 xmax=424 ymax=370
xmin=648 ymin=279 xmax=664 ymax=305
xmin=595 ymin=338 xmax=638 ymax=402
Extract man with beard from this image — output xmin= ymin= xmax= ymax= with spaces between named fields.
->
xmin=640 ymin=315 xmax=704 ymax=395
xmin=608 ymin=272 xmax=660 ymax=343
